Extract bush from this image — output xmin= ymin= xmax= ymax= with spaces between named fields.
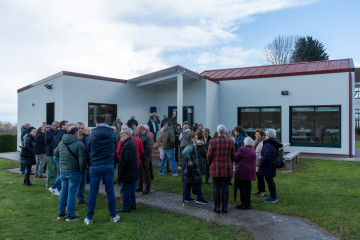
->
xmin=0 ymin=134 xmax=17 ymax=153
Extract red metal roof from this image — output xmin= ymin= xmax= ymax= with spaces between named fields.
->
xmin=201 ymin=59 xmax=355 ymax=81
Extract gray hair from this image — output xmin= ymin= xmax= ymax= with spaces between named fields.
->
xmin=122 ymin=126 xmax=132 ymax=135
xmin=244 ymin=137 xmax=254 ymax=146
xmin=217 ymin=124 xmax=226 ymax=135
xmin=265 ymin=129 xmax=276 ymax=138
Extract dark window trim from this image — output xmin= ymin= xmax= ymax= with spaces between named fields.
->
xmin=237 ymin=106 xmax=282 ymax=141
xmin=88 ymin=102 xmax=117 ymax=127
xmin=355 ymin=87 xmax=360 ymax=99
xmin=289 ymin=105 xmax=341 ymax=148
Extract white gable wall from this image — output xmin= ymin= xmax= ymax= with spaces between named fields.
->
xmin=205 ymin=80 xmax=219 ymax=134
xmin=218 ymin=72 xmax=354 ymax=155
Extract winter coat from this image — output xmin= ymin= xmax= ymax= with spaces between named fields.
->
xmin=207 ymin=136 xmax=235 ymax=178
xmin=54 ymin=129 xmax=66 ymax=149
xmin=147 ymin=120 xmax=158 ymax=135
xmin=161 ymin=126 xmax=175 ymax=150
xmin=258 ymin=138 xmax=283 ymax=177
xmin=140 ymin=132 xmax=152 ymax=159
xmin=234 ymin=133 xmax=248 ymax=153
xmin=126 ymin=119 xmax=138 ymax=128
xmin=174 ymin=128 xmax=182 ymax=147
xmin=86 ymin=123 xmax=116 ymax=166
xmin=204 ymin=135 xmax=212 ymax=151
xmin=116 ymin=136 xmax=144 ymax=166
xmin=112 ymin=121 xmax=123 ymax=133
xmin=181 ymin=140 xmax=202 ymax=184
xmin=45 ymin=128 xmax=56 ymax=156
xmin=255 ymin=141 xmax=264 ymax=168
xmin=196 ymin=140 xmax=207 ymax=175
xmin=54 ymin=134 xmax=87 ymax=174
xmin=160 ymin=118 xmax=170 ymax=128
xmin=20 ymin=134 xmax=36 ymax=165
xmin=35 ymin=131 xmax=45 ymax=155
xmin=234 ymin=146 xmax=256 ymax=181
xmin=118 ymin=137 xmax=139 ymax=183
xmin=20 ymin=128 xmax=28 ymax=147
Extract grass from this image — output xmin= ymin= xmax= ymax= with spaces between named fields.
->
xmin=151 ymin=159 xmax=360 ymax=240
xmin=355 ymin=140 xmax=360 ymax=149
xmin=0 ymin=158 xmax=250 ymax=240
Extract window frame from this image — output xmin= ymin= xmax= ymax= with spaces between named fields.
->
xmin=88 ymin=103 xmax=117 ymax=127
xmin=355 ymin=87 xmax=360 ymax=99
xmin=237 ymin=106 xmax=282 ymax=141
xmin=289 ymin=105 xmax=341 ymax=148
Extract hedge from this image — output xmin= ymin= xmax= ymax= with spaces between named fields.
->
xmin=0 ymin=134 xmax=17 ymax=153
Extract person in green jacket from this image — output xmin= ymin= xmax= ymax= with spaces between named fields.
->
xmin=181 ymin=132 xmax=208 ymax=204
xmin=54 ymin=126 xmax=87 ymax=222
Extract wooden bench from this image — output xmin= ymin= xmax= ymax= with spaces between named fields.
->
xmin=283 ymin=151 xmax=300 ymax=170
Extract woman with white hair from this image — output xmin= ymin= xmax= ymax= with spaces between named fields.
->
xmin=234 ymin=137 xmax=256 ymax=210
xmin=258 ymin=129 xmax=283 ymax=203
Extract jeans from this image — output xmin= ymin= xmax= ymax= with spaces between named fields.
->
xmin=212 ymin=177 xmax=231 ymax=209
xmin=77 ymin=170 xmax=87 ymax=203
xmin=20 ymin=163 xmax=26 ymax=174
xmin=265 ymin=176 xmax=277 ymax=199
xmin=185 ymin=182 xmax=203 ymax=201
xmin=46 ymin=156 xmax=57 ymax=188
xmin=58 ymin=172 xmax=82 ymax=217
xmin=86 ymin=165 xmax=116 ymax=220
xmin=51 ymin=156 xmax=61 ymax=191
xmin=159 ymin=149 xmax=176 ymax=174
xmin=23 ymin=164 xmax=32 ymax=184
xmin=122 ymin=182 xmax=136 ymax=210
xmin=35 ymin=154 xmax=46 ymax=176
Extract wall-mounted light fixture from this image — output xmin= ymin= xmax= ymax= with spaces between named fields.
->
xmin=32 ymin=102 xmax=35 ymax=107
xmin=281 ymin=90 xmax=289 ymax=96
xmin=44 ymin=84 xmax=53 ymax=89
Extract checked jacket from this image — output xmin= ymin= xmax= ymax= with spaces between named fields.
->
xmin=206 ymin=136 xmax=235 ymax=178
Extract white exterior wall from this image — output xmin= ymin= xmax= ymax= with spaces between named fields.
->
xmin=218 ymin=72 xmax=354 ymax=155
xmin=155 ymin=79 xmax=206 ymax=125
xmin=17 ymin=76 xmax=65 ymax=149
xmin=205 ymin=80 xmax=219 ymax=134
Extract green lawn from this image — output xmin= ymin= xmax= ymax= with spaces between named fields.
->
xmin=0 ymin=159 xmax=250 ymax=240
xmin=355 ymin=140 xmax=360 ymax=149
xmin=151 ymin=159 xmax=360 ymax=240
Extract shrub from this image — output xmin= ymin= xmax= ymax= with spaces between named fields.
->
xmin=0 ymin=134 xmax=17 ymax=153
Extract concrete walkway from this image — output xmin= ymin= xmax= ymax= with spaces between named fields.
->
xmin=1 ymin=152 xmax=339 ymax=240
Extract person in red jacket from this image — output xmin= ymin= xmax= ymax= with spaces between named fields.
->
xmin=207 ymin=124 xmax=235 ymax=214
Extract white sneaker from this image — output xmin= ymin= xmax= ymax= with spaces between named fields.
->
xmin=49 ymin=187 xmax=60 ymax=196
xmin=110 ymin=215 xmax=120 ymax=223
xmin=84 ymin=217 xmax=93 ymax=225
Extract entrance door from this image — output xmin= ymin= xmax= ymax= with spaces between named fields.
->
xmin=168 ymin=106 xmax=194 ymax=126
xmin=46 ymin=102 xmax=55 ymax=124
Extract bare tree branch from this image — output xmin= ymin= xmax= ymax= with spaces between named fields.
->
xmin=262 ymin=35 xmax=295 ymax=65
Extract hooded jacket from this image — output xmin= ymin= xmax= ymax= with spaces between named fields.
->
xmin=258 ymin=138 xmax=283 ymax=177
xmin=86 ymin=123 xmax=116 ymax=166
xmin=54 ymin=134 xmax=86 ymax=174
xmin=161 ymin=126 xmax=175 ymax=150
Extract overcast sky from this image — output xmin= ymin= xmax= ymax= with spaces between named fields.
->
xmin=1 ymin=0 xmax=359 ymax=124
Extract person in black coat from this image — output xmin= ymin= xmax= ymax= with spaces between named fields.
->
xmin=258 ymin=129 xmax=283 ymax=203
xmin=20 ymin=127 xmax=37 ymax=186
xmin=117 ymin=127 xmax=139 ymax=212
xmin=34 ymin=126 xmax=46 ymax=178
xmin=126 ymin=115 xmax=138 ymax=128
xmin=147 ymin=116 xmax=159 ymax=142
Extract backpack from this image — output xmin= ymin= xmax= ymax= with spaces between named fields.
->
xmin=273 ymin=151 xmax=284 ymax=168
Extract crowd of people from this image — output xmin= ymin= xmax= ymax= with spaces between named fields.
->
xmin=19 ymin=111 xmax=283 ymax=224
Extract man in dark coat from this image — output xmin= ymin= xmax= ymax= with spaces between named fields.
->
xmin=126 ymin=115 xmax=138 ymax=128
xmin=147 ymin=116 xmax=158 ymax=142
xmin=161 ymin=114 xmax=170 ymax=128
xmin=112 ymin=117 xmax=123 ymax=134
xmin=258 ymin=129 xmax=283 ymax=203
xmin=84 ymin=115 xmax=119 ymax=225
xmin=45 ymin=121 xmax=59 ymax=189
xmin=117 ymin=126 xmax=139 ymax=212
xmin=35 ymin=126 xmax=46 ymax=178
xmin=137 ymin=125 xmax=152 ymax=194
xmin=170 ymin=111 xmax=177 ymax=126
xmin=20 ymin=122 xmax=30 ymax=174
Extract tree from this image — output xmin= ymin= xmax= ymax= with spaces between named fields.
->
xmin=291 ymin=36 xmax=329 ymax=63
xmin=263 ymin=35 xmax=295 ymax=65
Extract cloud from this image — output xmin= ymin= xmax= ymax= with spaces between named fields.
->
xmin=355 ymin=62 xmax=360 ymax=68
xmin=0 ymin=0 xmax=316 ymax=123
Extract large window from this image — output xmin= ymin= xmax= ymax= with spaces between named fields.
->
xmin=88 ymin=103 xmax=117 ymax=127
xmin=290 ymin=106 xmax=341 ymax=147
xmin=355 ymin=87 xmax=360 ymax=99
xmin=238 ymin=107 xmax=281 ymax=140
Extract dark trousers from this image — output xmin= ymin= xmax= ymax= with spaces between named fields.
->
xmin=212 ymin=177 xmax=230 ymax=209
xmin=265 ymin=177 xmax=277 ymax=199
xmin=239 ymin=180 xmax=252 ymax=207
xmin=185 ymin=182 xmax=203 ymax=201
xmin=149 ymin=159 xmax=154 ymax=180
xmin=20 ymin=163 xmax=26 ymax=174
xmin=205 ymin=163 xmax=210 ymax=180
xmin=138 ymin=157 xmax=151 ymax=191
xmin=24 ymin=164 xmax=32 ymax=184
xmin=256 ymin=172 xmax=266 ymax=192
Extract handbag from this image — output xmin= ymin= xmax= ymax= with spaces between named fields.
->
xmin=273 ymin=151 xmax=284 ymax=168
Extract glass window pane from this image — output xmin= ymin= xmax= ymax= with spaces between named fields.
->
xmin=315 ymin=107 xmax=340 ymax=144
xmin=88 ymin=104 xmax=116 ymax=127
xmin=291 ymin=107 xmax=314 ymax=142
xmin=240 ymin=108 xmax=260 ymax=139
xmin=260 ymin=108 xmax=281 ymax=141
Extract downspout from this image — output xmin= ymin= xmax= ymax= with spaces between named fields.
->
xmin=349 ymin=72 xmax=353 ymax=158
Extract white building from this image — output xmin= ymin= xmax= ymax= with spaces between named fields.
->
xmin=18 ymin=59 xmax=356 ymax=156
